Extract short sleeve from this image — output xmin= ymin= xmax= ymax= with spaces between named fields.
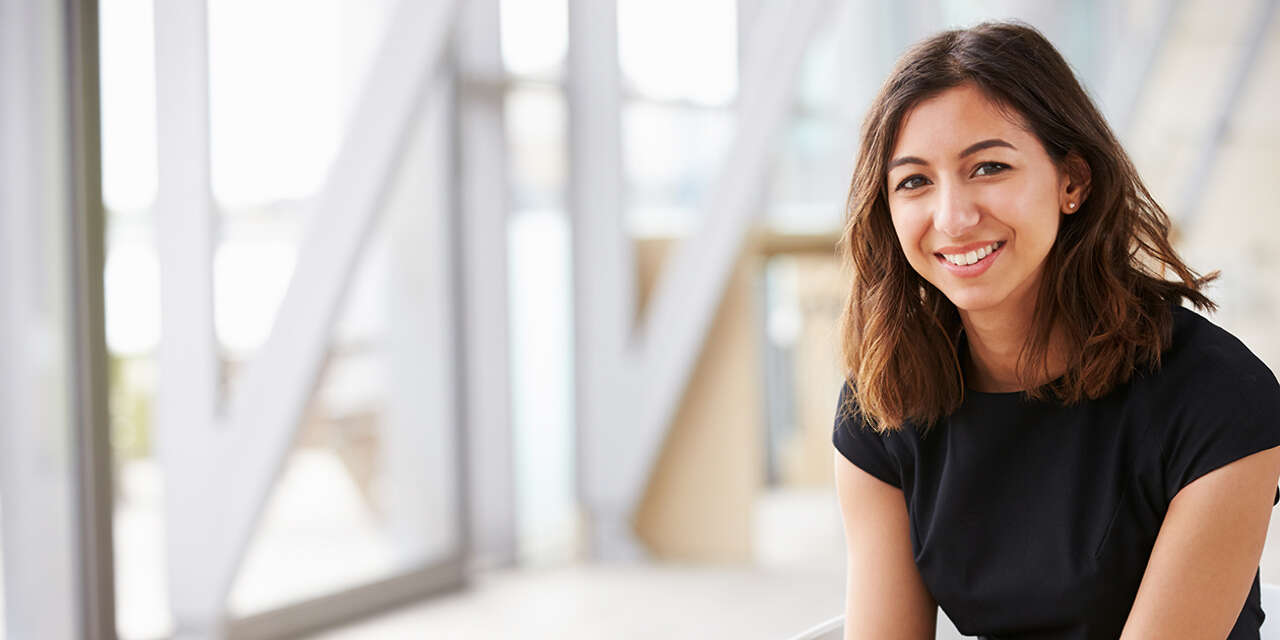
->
xmin=831 ymin=380 xmax=902 ymax=488
xmin=1161 ymin=368 xmax=1280 ymax=507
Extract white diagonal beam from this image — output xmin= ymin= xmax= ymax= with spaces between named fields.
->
xmin=570 ymin=0 xmax=837 ymax=558
xmin=634 ymin=0 xmax=834 ymax=509
xmin=155 ymin=0 xmax=459 ymax=633
xmin=216 ymin=0 xmax=459 ymax=609
xmin=624 ymin=0 xmax=836 ymax=514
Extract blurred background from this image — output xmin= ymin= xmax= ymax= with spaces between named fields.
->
xmin=2 ymin=0 xmax=1278 ymax=638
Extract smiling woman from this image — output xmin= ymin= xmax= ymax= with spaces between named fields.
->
xmin=831 ymin=21 xmax=1280 ymax=640
xmin=891 ymin=93 xmax=1064 ymax=313
xmin=884 ymin=84 xmax=1085 ymax=391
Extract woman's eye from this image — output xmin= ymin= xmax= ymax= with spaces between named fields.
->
xmin=895 ymin=175 xmax=930 ymax=191
xmin=973 ymin=161 xmax=1010 ymax=177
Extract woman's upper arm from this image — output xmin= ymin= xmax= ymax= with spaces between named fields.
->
xmin=834 ymin=449 xmax=937 ymax=640
xmin=1119 ymin=445 xmax=1280 ymax=639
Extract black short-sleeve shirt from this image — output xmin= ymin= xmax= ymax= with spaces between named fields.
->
xmin=833 ymin=305 xmax=1280 ymax=639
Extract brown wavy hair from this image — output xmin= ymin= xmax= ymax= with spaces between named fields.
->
xmin=839 ymin=21 xmax=1217 ymax=433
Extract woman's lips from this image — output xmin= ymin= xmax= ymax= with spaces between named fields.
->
xmin=935 ymin=241 xmax=1004 ymax=277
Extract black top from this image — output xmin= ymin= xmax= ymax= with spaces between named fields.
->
xmin=833 ymin=305 xmax=1280 ymax=639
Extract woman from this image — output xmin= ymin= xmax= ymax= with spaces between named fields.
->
xmin=832 ymin=21 xmax=1280 ymax=640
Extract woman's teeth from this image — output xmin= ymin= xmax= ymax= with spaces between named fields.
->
xmin=941 ymin=241 xmax=1002 ymax=266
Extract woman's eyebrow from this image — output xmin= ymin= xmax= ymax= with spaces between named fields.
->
xmin=887 ymin=138 xmax=1017 ymax=171
xmin=887 ymin=155 xmax=926 ymax=171
xmin=959 ymin=138 xmax=1016 ymax=157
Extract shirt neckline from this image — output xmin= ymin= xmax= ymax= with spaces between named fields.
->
xmin=957 ymin=330 xmax=1064 ymax=401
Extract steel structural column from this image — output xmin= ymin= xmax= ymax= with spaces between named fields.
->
xmin=566 ymin=0 xmax=645 ymax=560
xmin=0 ymin=0 xmax=108 ymax=638
xmin=380 ymin=49 xmax=462 ymax=573
xmin=152 ymin=1 xmax=221 ymax=629
xmin=457 ymin=0 xmax=517 ymax=571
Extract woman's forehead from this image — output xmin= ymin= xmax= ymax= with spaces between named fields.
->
xmin=890 ymin=85 xmax=1033 ymax=162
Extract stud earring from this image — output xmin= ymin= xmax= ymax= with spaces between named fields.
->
xmin=1068 ymin=202 xmax=1076 ymax=210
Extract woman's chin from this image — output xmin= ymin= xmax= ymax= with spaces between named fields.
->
xmin=941 ymin=287 xmax=1006 ymax=315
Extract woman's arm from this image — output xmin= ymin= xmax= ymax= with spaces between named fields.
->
xmin=834 ymin=450 xmax=937 ymax=640
xmin=1119 ymin=445 xmax=1280 ymax=639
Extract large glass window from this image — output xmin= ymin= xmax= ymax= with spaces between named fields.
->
xmin=99 ymin=3 xmax=165 ymax=633
xmin=504 ymin=79 xmax=577 ymax=564
xmin=102 ymin=0 xmax=464 ymax=635
xmin=84 ymin=2 xmax=1280 ymax=636
xmin=498 ymin=0 xmax=742 ymax=568
xmin=619 ymin=0 xmax=737 ymax=237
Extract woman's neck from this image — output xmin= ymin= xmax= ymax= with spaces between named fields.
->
xmin=960 ymin=306 xmax=1066 ymax=393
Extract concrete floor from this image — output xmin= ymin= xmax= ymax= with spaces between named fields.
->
xmin=304 ymin=483 xmax=1280 ymax=640
xmin=310 ymin=563 xmax=846 ymax=640
xmin=8 ymin=467 xmax=1280 ymax=639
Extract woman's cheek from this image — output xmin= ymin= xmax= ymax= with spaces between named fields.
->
xmin=901 ymin=207 xmax=933 ymax=262
xmin=889 ymin=215 xmax=920 ymax=265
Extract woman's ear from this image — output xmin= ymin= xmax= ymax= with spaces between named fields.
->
xmin=1060 ymin=152 xmax=1091 ymax=214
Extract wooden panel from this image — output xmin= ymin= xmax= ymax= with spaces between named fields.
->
xmin=782 ymin=254 xmax=846 ymax=488
xmin=632 ymin=238 xmax=764 ymax=562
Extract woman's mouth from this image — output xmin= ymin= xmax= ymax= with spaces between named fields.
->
xmin=935 ymin=240 xmax=1005 ymax=276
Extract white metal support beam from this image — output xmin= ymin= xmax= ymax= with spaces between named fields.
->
xmin=380 ymin=47 xmax=460 ymax=572
xmin=153 ymin=1 xmax=221 ymax=628
xmin=0 ymin=0 xmax=89 ymax=638
xmin=154 ymin=1 xmax=460 ymax=636
xmin=569 ymin=0 xmax=836 ymax=558
xmin=457 ymin=0 xmax=516 ymax=570
xmin=566 ymin=0 xmax=641 ymax=559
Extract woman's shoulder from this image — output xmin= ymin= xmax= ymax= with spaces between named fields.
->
xmin=832 ymin=380 xmax=916 ymax=489
xmin=1166 ymin=305 xmax=1275 ymax=379
xmin=1147 ymin=304 xmax=1280 ymax=412
xmin=1138 ymin=305 xmax=1280 ymax=506
xmin=836 ymin=381 xmax=921 ymax=440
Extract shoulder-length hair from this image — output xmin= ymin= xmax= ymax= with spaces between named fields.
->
xmin=840 ymin=21 xmax=1216 ymax=433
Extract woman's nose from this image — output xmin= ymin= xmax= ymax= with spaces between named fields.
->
xmin=933 ymin=186 xmax=980 ymax=237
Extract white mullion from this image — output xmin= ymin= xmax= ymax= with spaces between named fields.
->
xmin=566 ymin=0 xmax=645 ymax=560
xmin=458 ymin=0 xmax=517 ymax=569
xmin=0 ymin=0 xmax=86 ymax=638
xmin=152 ymin=0 xmax=231 ymax=631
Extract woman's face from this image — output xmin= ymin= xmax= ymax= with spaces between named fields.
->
xmin=885 ymin=83 xmax=1076 ymax=319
